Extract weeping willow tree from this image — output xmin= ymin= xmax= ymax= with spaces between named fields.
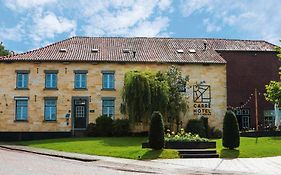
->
xmin=122 ymin=70 xmax=169 ymax=123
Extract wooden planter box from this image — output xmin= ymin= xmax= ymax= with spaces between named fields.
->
xmin=142 ymin=141 xmax=216 ymax=149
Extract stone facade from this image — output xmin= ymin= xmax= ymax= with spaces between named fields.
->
xmin=0 ymin=61 xmax=226 ymax=132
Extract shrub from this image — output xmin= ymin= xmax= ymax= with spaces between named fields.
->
xmin=149 ymin=111 xmax=164 ymax=150
xmin=86 ymin=123 xmax=97 ymax=136
xmin=95 ymin=115 xmax=113 ymax=137
xmin=200 ymin=116 xmax=209 ymax=138
xmin=208 ymin=126 xmax=222 ymax=139
xmin=185 ymin=119 xmax=206 ymax=138
xmin=223 ymin=110 xmax=240 ymax=149
xmin=113 ymin=119 xmax=130 ymax=136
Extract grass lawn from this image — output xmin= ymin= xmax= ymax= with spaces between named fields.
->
xmin=19 ymin=136 xmax=281 ymax=159
xmin=216 ymin=137 xmax=281 ymax=158
xmin=20 ymin=137 xmax=179 ymax=160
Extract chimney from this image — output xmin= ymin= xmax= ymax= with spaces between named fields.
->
xmin=132 ymin=51 xmax=136 ymax=58
xmin=203 ymin=40 xmax=207 ymax=51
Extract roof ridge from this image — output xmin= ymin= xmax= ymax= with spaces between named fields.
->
xmin=71 ymin=36 xmax=272 ymax=43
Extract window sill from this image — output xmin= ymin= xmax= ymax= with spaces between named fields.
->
xmin=43 ymin=120 xmax=57 ymax=123
xmin=101 ymin=88 xmax=116 ymax=91
xmin=15 ymin=88 xmax=29 ymax=90
xmin=44 ymin=88 xmax=58 ymax=90
xmin=73 ymin=88 xmax=88 ymax=91
xmin=14 ymin=120 xmax=28 ymax=122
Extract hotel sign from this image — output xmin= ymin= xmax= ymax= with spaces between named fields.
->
xmin=193 ymin=84 xmax=211 ymax=115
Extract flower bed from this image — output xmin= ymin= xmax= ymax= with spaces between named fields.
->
xmin=142 ymin=128 xmax=216 ymax=149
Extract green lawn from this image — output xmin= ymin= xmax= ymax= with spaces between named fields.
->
xmin=20 ymin=137 xmax=179 ymax=160
xmin=216 ymin=137 xmax=281 ymax=158
xmin=19 ymin=137 xmax=281 ymax=159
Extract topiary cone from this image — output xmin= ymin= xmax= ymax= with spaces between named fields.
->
xmin=149 ymin=111 xmax=164 ymax=150
xmin=223 ymin=110 xmax=240 ymax=149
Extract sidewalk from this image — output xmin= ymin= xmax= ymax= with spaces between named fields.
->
xmin=1 ymin=144 xmax=280 ymax=175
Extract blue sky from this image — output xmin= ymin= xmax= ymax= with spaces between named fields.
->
xmin=0 ymin=0 xmax=281 ymax=53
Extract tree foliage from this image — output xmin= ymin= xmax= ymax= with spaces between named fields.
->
xmin=0 ymin=42 xmax=10 ymax=56
xmin=223 ymin=110 xmax=240 ymax=149
xmin=122 ymin=70 xmax=169 ymax=123
xmin=122 ymin=66 xmax=189 ymax=127
xmin=165 ymin=65 xmax=189 ymax=130
xmin=149 ymin=111 xmax=164 ymax=150
xmin=265 ymin=81 xmax=281 ymax=105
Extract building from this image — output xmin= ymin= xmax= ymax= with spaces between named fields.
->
xmin=214 ymin=40 xmax=280 ymax=130
xmin=0 ymin=37 xmax=278 ymax=140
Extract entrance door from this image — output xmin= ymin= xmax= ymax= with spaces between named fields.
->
xmin=73 ymin=98 xmax=88 ymax=129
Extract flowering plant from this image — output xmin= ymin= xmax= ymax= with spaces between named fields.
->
xmin=165 ymin=128 xmax=209 ymax=142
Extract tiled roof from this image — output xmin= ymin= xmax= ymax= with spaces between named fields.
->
xmin=0 ymin=37 xmax=276 ymax=64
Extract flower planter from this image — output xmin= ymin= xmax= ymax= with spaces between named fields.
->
xmin=142 ymin=141 xmax=216 ymax=149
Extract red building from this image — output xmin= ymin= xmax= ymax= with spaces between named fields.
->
xmin=206 ymin=39 xmax=280 ymax=130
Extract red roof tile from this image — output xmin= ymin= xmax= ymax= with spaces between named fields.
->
xmin=1 ymin=37 xmax=276 ymax=64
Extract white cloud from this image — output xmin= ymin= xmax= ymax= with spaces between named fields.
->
xmin=130 ymin=17 xmax=170 ymax=36
xmin=203 ymin=19 xmax=221 ymax=33
xmin=180 ymin=0 xmax=211 ymax=16
xmin=81 ymin=0 xmax=171 ymax=37
xmin=180 ymin=0 xmax=281 ymax=45
xmin=4 ymin=0 xmax=57 ymax=10
xmin=0 ymin=24 xmax=24 ymax=41
xmin=30 ymin=12 xmax=76 ymax=43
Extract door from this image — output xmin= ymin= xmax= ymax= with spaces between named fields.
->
xmin=73 ymin=98 xmax=88 ymax=129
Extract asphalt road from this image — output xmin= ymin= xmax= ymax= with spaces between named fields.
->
xmin=0 ymin=148 xmax=157 ymax=175
xmin=2 ymin=147 xmax=276 ymax=175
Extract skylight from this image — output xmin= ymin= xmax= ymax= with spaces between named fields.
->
xmin=176 ymin=49 xmax=184 ymax=53
xmin=123 ymin=49 xmax=130 ymax=53
xmin=188 ymin=49 xmax=196 ymax=53
xmin=59 ymin=48 xmax=67 ymax=52
xmin=91 ymin=48 xmax=99 ymax=53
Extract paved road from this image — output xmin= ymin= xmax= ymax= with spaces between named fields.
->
xmin=0 ymin=148 xmax=157 ymax=175
xmin=1 ymin=147 xmax=280 ymax=175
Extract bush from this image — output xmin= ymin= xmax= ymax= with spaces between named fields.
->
xmin=200 ymin=116 xmax=209 ymax=138
xmin=149 ymin=111 xmax=164 ymax=150
xmin=223 ymin=110 xmax=240 ymax=149
xmin=86 ymin=123 xmax=97 ymax=136
xmin=95 ymin=115 xmax=113 ymax=137
xmin=113 ymin=119 xmax=130 ymax=136
xmin=208 ymin=126 xmax=222 ymax=139
xmin=185 ymin=119 xmax=206 ymax=138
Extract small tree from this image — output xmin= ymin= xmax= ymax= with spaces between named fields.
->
xmin=223 ymin=110 xmax=240 ymax=149
xmin=165 ymin=66 xmax=189 ymax=131
xmin=0 ymin=42 xmax=11 ymax=56
xmin=149 ymin=111 xmax=164 ymax=150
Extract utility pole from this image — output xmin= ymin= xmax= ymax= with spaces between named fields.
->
xmin=255 ymin=88 xmax=259 ymax=131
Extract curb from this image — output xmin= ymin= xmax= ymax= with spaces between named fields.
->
xmin=0 ymin=145 xmax=98 ymax=162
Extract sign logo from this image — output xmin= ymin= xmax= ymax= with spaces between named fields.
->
xmin=193 ymin=84 xmax=211 ymax=115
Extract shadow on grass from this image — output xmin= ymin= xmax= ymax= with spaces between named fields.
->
xmin=220 ymin=149 xmax=240 ymax=159
xmin=140 ymin=149 xmax=163 ymax=160
xmin=270 ymin=136 xmax=281 ymax=140
xmin=20 ymin=137 xmax=147 ymax=147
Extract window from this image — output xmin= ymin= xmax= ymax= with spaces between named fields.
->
xmin=102 ymin=71 xmax=115 ymax=89
xmin=242 ymin=116 xmax=249 ymax=128
xmin=15 ymin=98 xmax=28 ymax=121
xmin=16 ymin=70 xmax=29 ymax=89
xmin=44 ymin=98 xmax=57 ymax=121
xmin=74 ymin=70 xmax=87 ymax=89
xmin=102 ymin=98 xmax=115 ymax=118
xmin=45 ymin=71 xmax=58 ymax=89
